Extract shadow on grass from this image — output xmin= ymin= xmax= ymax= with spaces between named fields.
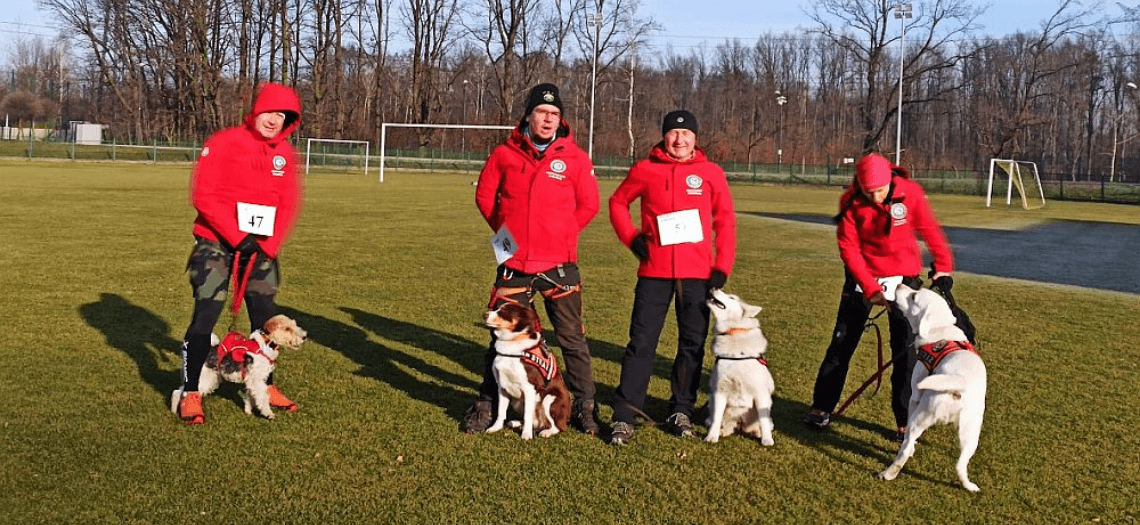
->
xmin=79 ymin=292 xmax=182 ymax=397
xmin=276 ymin=305 xmax=483 ymax=424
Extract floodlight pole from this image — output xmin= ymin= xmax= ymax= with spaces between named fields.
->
xmin=587 ymin=13 xmax=601 ymax=160
xmin=776 ymin=91 xmax=787 ymax=169
xmin=894 ymin=3 xmax=912 ymax=165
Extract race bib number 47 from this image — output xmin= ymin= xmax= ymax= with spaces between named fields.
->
xmin=237 ymin=202 xmax=276 ymax=236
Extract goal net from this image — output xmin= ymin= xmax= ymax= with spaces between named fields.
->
xmin=305 ymin=138 xmax=371 ymax=175
xmin=379 ymin=123 xmax=514 ymax=182
xmin=987 ymin=159 xmax=1046 ymax=209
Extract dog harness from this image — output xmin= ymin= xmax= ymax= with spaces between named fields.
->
xmin=497 ymin=341 xmax=559 ymax=383
xmin=915 ymin=340 xmax=978 ymax=372
xmin=217 ymin=330 xmax=275 ymax=378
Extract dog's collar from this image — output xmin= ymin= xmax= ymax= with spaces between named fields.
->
xmin=715 ymin=355 xmax=768 ymax=366
xmin=717 ymin=328 xmax=753 ymax=336
xmin=915 ymin=340 xmax=977 ymax=372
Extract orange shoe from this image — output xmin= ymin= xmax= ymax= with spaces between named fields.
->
xmin=267 ymin=385 xmax=298 ymax=412
xmin=178 ymin=392 xmax=205 ymax=425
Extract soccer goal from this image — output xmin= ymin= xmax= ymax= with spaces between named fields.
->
xmin=305 ymin=138 xmax=371 ymax=175
xmin=987 ymin=159 xmax=1046 ymax=209
xmin=379 ymin=123 xmax=514 ymax=182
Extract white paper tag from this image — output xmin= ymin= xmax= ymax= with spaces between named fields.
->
xmin=656 ymin=209 xmax=704 ymax=246
xmin=237 ymin=202 xmax=276 ymax=236
xmin=855 ymin=275 xmax=905 ymax=301
xmin=491 ymin=227 xmax=517 ymax=264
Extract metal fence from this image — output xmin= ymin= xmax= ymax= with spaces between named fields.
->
xmin=3 ymin=137 xmax=1137 ymax=205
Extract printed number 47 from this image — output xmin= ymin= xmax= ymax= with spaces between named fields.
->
xmin=248 ymin=216 xmax=263 ymax=228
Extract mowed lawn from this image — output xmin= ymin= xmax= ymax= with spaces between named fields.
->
xmin=0 ymin=160 xmax=1136 ymax=524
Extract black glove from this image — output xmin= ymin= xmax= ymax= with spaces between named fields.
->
xmin=932 ymin=275 xmax=954 ymax=295
xmin=629 ymin=234 xmax=650 ymax=261
xmin=708 ymin=270 xmax=728 ymax=290
xmin=234 ymin=234 xmax=265 ymax=262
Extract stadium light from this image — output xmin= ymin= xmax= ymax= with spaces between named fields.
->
xmin=894 ymin=3 xmax=912 ymax=164
xmin=776 ymin=90 xmax=787 ymax=169
xmin=587 ymin=12 xmax=602 ymax=160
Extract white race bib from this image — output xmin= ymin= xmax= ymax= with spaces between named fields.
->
xmin=237 ymin=202 xmax=276 ymax=236
xmin=656 ymin=209 xmax=704 ymax=246
xmin=491 ymin=226 xmax=517 ymax=264
xmin=855 ymin=275 xmax=905 ymax=301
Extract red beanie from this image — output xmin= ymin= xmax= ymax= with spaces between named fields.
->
xmin=856 ymin=154 xmax=893 ymax=190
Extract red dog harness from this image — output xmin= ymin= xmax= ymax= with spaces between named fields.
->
xmin=217 ymin=330 xmax=275 ymax=378
xmin=521 ymin=343 xmax=558 ymax=383
xmin=915 ymin=340 xmax=978 ymax=372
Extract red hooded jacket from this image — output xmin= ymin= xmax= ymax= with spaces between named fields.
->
xmin=191 ymin=83 xmax=303 ymax=258
xmin=836 ymin=175 xmax=953 ymax=299
xmin=475 ymin=122 xmax=599 ymax=274
xmin=609 ymin=144 xmax=736 ymax=279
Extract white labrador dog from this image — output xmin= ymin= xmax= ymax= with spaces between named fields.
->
xmin=878 ymin=285 xmax=986 ymax=492
xmin=704 ymin=289 xmax=775 ymax=446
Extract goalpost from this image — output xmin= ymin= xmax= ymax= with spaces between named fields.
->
xmin=379 ymin=122 xmax=514 ymax=182
xmin=305 ymin=138 xmax=371 ymax=175
xmin=987 ymin=159 xmax=1046 ymax=209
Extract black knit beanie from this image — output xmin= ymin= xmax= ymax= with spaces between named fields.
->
xmin=523 ymin=83 xmax=564 ymax=117
xmin=662 ymin=110 xmax=698 ymax=135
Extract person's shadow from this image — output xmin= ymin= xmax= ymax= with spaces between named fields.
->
xmin=79 ymin=293 xmax=183 ymax=398
xmin=276 ymin=306 xmax=485 ymax=422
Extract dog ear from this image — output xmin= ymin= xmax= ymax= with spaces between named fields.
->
xmin=262 ymin=315 xmax=282 ymax=334
xmin=744 ymin=303 xmax=762 ymax=318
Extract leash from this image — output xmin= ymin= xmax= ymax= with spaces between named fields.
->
xmin=833 ymin=308 xmax=889 ymax=417
xmin=225 ymin=252 xmax=259 ymax=332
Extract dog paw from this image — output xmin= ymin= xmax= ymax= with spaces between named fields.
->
xmin=962 ymin=481 xmax=980 ymax=492
xmin=877 ymin=470 xmax=897 ymax=481
xmin=761 ymin=437 xmax=774 ymax=446
xmin=520 ymin=431 xmax=534 ymax=440
xmin=539 ymin=429 xmax=559 ymax=438
xmin=506 ymin=420 xmax=522 ymax=429
xmin=704 ymin=434 xmax=720 ymax=443
xmin=486 ymin=423 xmax=504 ymax=433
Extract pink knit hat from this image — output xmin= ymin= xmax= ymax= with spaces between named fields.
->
xmin=855 ymin=154 xmax=893 ymax=190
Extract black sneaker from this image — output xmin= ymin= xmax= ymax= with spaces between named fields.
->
xmin=665 ymin=413 xmax=696 ymax=438
xmin=572 ymin=399 xmax=600 ymax=436
xmin=803 ymin=409 xmax=831 ymax=430
xmin=462 ymin=399 xmax=494 ymax=434
xmin=610 ymin=421 xmax=634 ymax=445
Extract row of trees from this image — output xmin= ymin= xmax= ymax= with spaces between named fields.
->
xmin=3 ymin=0 xmax=1140 ymax=181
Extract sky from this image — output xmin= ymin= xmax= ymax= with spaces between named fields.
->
xmin=0 ymin=0 xmax=1132 ymax=64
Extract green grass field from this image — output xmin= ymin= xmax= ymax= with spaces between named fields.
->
xmin=1 ymin=160 xmax=1137 ymax=524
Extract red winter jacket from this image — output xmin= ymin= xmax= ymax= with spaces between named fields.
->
xmin=836 ymin=175 xmax=953 ymax=299
xmin=475 ymin=122 xmax=599 ymax=274
xmin=191 ymin=83 xmax=303 ymax=258
xmin=609 ymin=144 xmax=736 ymax=279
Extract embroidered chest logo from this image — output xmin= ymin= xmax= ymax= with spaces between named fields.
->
xmin=686 ymin=174 xmax=704 ymax=195
xmin=272 ymin=155 xmax=287 ymax=177
xmin=201 ymin=146 xmax=210 ymax=157
xmin=547 ymin=159 xmax=567 ymax=180
xmin=890 ymin=202 xmax=908 ymax=226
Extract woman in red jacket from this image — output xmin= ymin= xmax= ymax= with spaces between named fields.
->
xmin=175 ymin=83 xmax=304 ymax=424
xmin=804 ymin=153 xmax=953 ymax=441
xmin=608 ymin=110 xmax=737 ymax=444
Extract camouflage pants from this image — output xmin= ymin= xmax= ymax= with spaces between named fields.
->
xmin=181 ymin=238 xmax=280 ymax=390
xmin=184 ymin=237 xmax=280 ymax=336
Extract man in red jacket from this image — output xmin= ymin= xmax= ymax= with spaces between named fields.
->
xmin=804 ymin=153 xmax=953 ymax=441
xmin=467 ymin=83 xmax=602 ymax=435
xmin=607 ymin=110 xmax=737 ymax=444
xmin=175 ymin=83 xmax=304 ymax=424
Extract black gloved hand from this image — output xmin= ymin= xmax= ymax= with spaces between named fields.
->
xmin=234 ymin=234 xmax=265 ymax=264
xmin=629 ymin=234 xmax=650 ymax=261
xmin=708 ymin=270 xmax=728 ymax=290
xmin=932 ymin=275 xmax=954 ymax=295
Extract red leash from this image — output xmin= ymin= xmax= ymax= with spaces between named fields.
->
xmin=833 ymin=310 xmax=889 ymax=417
xmin=226 ymin=252 xmax=259 ymax=330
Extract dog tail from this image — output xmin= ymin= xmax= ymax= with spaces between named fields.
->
xmin=917 ymin=374 xmax=967 ymax=394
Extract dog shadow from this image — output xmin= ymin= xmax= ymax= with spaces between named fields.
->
xmin=79 ymin=293 xmax=183 ymax=397
xmin=771 ymin=396 xmax=956 ymax=488
xmin=276 ymin=306 xmax=483 ymax=422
